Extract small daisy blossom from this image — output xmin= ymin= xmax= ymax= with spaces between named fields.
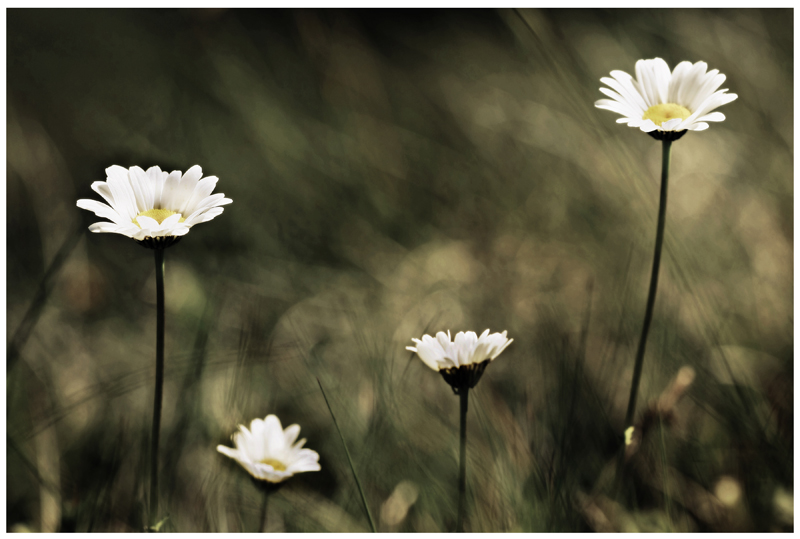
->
xmin=406 ymin=329 xmax=513 ymax=372
xmin=595 ymin=58 xmax=737 ymax=136
xmin=76 ymin=164 xmax=231 ymax=245
xmin=217 ymin=415 xmax=321 ymax=483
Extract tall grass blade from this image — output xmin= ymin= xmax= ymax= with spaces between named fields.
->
xmin=316 ymin=378 xmax=376 ymax=533
xmin=7 ymin=227 xmax=82 ymax=372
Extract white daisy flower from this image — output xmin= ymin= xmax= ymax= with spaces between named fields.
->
xmin=595 ymin=58 xmax=737 ymax=140
xmin=76 ymin=164 xmax=232 ymax=249
xmin=217 ymin=414 xmax=321 ymax=484
xmin=406 ymin=329 xmax=513 ymax=392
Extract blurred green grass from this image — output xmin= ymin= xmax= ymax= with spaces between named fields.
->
xmin=7 ymin=8 xmax=793 ymax=532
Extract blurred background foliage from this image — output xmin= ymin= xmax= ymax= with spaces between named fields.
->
xmin=6 ymin=8 xmax=793 ymax=532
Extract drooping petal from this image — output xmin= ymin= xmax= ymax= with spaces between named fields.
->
xmin=411 ymin=339 xmax=446 ymax=371
xmin=609 ymin=70 xmax=651 ymax=112
xmin=598 ymin=88 xmax=642 ymax=118
xmin=217 ymin=445 xmax=241 ymax=460
xmin=595 ymin=99 xmax=638 ymax=120
xmin=695 ymin=112 xmax=726 ymax=123
xmin=90 ymin=181 xmax=116 ymax=208
xmin=287 ymin=451 xmax=321 ymax=473
xmin=601 ymin=76 xmax=648 ymax=115
xmin=76 ymin=199 xmax=126 ymax=225
xmin=166 ymin=225 xmax=190 ymax=237
xmin=88 ymin=222 xmax=125 ymax=234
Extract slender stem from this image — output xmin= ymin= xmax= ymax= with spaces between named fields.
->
xmin=149 ymin=248 xmax=165 ymax=528
xmin=258 ymin=488 xmax=269 ymax=533
xmin=623 ymin=139 xmax=672 ymax=434
xmin=456 ymin=387 xmax=469 ymax=533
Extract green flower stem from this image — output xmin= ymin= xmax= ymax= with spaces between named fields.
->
xmin=623 ymin=139 xmax=672 ymax=437
xmin=456 ymin=387 xmax=469 ymax=533
xmin=149 ymin=248 xmax=165 ymax=529
xmin=258 ymin=487 xmax=269 ymax=533
xmin=252 ymin=480 xmax=280 ymax=533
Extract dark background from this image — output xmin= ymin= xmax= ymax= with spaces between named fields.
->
xmin=7 ymin=8 xmax=793 ymax=532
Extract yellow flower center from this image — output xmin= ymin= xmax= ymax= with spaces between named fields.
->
xmin=133 ymin=209 xmax=185 ymax=228
xmin=642 ymin=103 xmax=692 ymax=126
xmin=259 ymin=458 xmax=287 ymax=471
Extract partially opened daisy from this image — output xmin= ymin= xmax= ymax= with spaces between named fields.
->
xmin=406 ymin=329 xmax=512 ymax=532
xmin=407 ymin=329 xmax=513 ymax=394
xmin=77 ymin=164 xmax=231 ymax=249
xmin=596 ymin=58 xmax=737 ymax=141
xmin=217 ymin=414 xmax=321 ymax=484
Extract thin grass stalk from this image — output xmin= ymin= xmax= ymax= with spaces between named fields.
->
xmin=149 ymin=248 xmax=165 ymax=529
xmin=456 ymin=387 xmax=469 ymax=532
xmin=317 ymin=378 xmax=376 ymax=532
xmin=659 ymin=419 xmax=672 ymax=530
xmin=7 ymin=227 xmax=82 ymax=373
xmin=8 ymin=436 xmax=61 ymax=496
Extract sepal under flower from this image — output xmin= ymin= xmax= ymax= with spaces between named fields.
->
xmin=406 ymin=329 xmax=513 ymax=392
xmin=440 ymin=359 xmax=491 ymax=395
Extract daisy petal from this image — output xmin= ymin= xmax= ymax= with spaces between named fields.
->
xmin=284 ymin=424 xmax=302 ymax=447
xmin=696 ymin=112 xmax=725 ymax=123
xmin=76 ymin=199 xmax=126 ymax=225
xmin=105 ymin=165 xmax=128 ymax=179
xmin=88 ymin=222 xmax=125 ymax=234
xmin=135 ymin=215 xmax=160 ymax=230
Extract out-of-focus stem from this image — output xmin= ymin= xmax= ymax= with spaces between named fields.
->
xmin=258 ymin=488 xmax=269 ymax=533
